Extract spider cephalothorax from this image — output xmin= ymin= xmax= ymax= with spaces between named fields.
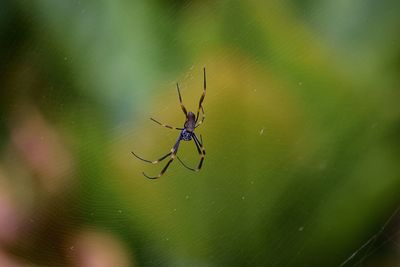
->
xmin=132 ymin=68 xmax=207 ymax=179
xmin=184 ymin=112 xmax=196 ymax=132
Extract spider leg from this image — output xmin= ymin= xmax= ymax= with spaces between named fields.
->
xmin=195 ymin=106 xmax=205 ymax=128
xmin=131 ymin=150 xmax=172 ymax=164
xmin=195 ymin=67 xmax=206 ymax=123
xmin=176 ymin=156 xmax=195 ymax=171
xmin=142 ymin=136 xmax=182 ymax=179
xmin=150 ymin=118 xmax=183 ymax=130
xmin=176 ymin=133 xmax=205 ymax=172
xmin=176 ymin=83 xmax=188 ymax=117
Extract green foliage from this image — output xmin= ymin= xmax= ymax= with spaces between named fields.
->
xmin=1 ymin=1 xmax=400 ymax=266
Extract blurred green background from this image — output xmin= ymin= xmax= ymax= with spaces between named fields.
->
xmin=1 ymin=1 xmax=400 ymax=266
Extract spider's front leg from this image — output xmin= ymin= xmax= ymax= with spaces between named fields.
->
xmin=195 ymin=106 xmax=205 ymax=128
xmin=176 ymin=83 xmax=188 ymax=117
xmin=195 ymin=67 xmax=207 ymax=124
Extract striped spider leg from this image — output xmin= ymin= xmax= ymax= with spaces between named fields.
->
xmin=131 ymin=68 xmax=207 ymax=179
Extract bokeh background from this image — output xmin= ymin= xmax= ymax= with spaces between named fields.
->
xmin=1 ymin=1 xmax=400 ymax=266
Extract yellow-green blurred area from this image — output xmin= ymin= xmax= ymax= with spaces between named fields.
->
xmin=1 ymin=0 xmax=400 ymax=266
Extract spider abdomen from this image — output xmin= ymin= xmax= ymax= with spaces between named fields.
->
xmin=181 ymin=129 xmax=192 ymax=141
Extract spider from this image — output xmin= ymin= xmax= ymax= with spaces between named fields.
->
xmin=131 ymin=68 xmax=207 ymax=179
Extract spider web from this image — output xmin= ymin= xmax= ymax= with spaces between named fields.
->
xmin=339 ymin=206 xmax=400 ymax=267
xmin=1 ymin=1 xmax=400 ymax=267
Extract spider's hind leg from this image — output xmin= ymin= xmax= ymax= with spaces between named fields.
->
xmin=131 ymin=150 xmax=172 ymax=164
xmin=141 ymin=136 xmax=182 ymax=179
xmin=177 ymin=133 xmax=205 ymax=172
